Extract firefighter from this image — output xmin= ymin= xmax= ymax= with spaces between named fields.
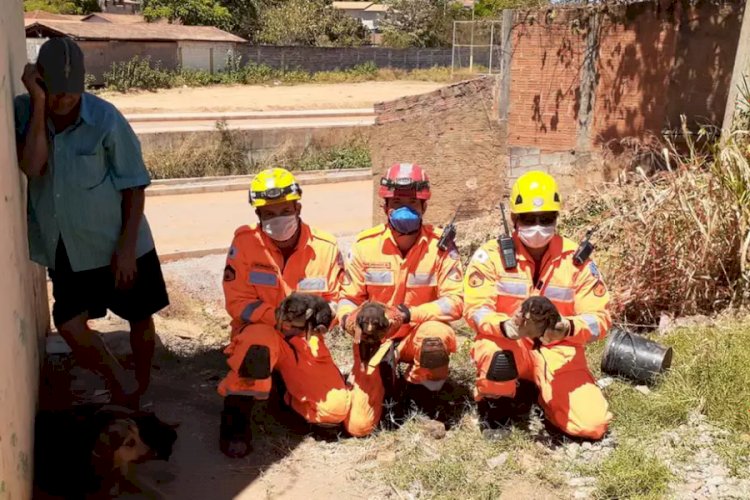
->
xmin=217 ymin=168 xmax=350 ymax=458
xmin=464 ymin=171 xmax=612 ymax=440
xmin=338 ymin=163 xmax=464 ymax=437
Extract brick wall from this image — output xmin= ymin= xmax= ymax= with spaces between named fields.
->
xmin=369 ymin=0 xmax=744 ymax=222
xmin=370 ymin=76 xmax=505 ymax=225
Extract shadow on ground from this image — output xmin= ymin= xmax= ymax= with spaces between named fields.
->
xmin=36 ymin=330 xmax=343 ymax=500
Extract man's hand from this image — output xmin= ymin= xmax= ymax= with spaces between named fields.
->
xmin=22 ymin=64 xmax=46 ymax=103
xmin=502 ymin=309 xmax=546 ymax=340
xmin=112 ymin=244 xmax=137 ymax=290
xmin=383 ymin=305 xmax=408 ymax=337
xmin=541 ymin=320 xmax=572 ymax=345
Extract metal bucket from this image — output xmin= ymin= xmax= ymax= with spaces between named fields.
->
xmin=601 ymin=327 xmax=673 ymax=384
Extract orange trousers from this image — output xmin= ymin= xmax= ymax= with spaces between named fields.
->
xmin=345 ymin=320 xmax=457 ymax=437
xmin=471 ymin=334 xmax=612 ymax=440
xmin=217 ymin=324 xmax=350 ymax=426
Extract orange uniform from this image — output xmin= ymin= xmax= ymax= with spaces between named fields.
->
xmin=338 ymin=223 xmax=464 ymax=436
xmin=217 ymin=222 xmax=350 ymax=426
xmin=464 ymin=234 xmax=612 ymax=439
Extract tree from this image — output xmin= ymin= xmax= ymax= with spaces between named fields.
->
xmin=219 ymin=0 xmax=267 ymax=40
xmin=380 ymin=0 xmax=469 ymax=48
xmin=473 ymin=0 xmax=548 ymax=18
xmin=142 ymin=0 xmax=233 ymax=28
xmin=257 ymin=0 xmax=369 ymax=47
xmin=24 ymin=0 xmax=100 ymax=15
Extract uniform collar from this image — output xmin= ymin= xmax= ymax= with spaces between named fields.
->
xmin=383 ymin=223 xmax=430 ymax=254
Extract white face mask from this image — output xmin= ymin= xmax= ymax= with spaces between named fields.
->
xmin=518 ymin=224 xmax=556 ymax=249
xmin=262 ymin=214 xmax=299 ymax=242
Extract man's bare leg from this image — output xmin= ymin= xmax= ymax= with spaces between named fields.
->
xmin=57 ymin=313 xmax=139 ymax=405
xmin=129 ymin=317 xmax=156 ymax=396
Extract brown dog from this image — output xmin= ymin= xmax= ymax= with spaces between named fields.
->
xmin=33 ymin=404 xmax=178 ymax=499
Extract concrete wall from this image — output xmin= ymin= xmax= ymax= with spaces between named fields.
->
xmin=178 ymin=41 xmax=236 ymax=73
xmin=371 ymin=77 xmax=505 ymax=225
xmin=74 ymin=40 xmax=178 ymax=83
xmin=137 ymin=124 xmax=371 ymax=168
xmin=0 ymin=3 xmax=50 ymax=499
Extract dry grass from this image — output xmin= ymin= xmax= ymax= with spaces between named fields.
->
xmin=559 ymin=124 xmax=750 ymax=325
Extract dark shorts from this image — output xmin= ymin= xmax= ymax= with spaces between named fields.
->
xmin=48 ymin=240 xmax=170 ymax=327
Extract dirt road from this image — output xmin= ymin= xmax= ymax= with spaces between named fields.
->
xmin=145 ymin=180 xmax=373 ymax=257
xmin=102 ymin=81 xmax=444 ymax=114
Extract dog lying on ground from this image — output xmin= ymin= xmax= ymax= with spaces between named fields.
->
xmin=33 ymin=404 xmax=178 ymax=499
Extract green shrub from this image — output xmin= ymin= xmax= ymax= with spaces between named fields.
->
xmin=103 ymin=56 xmax=173 ymax=92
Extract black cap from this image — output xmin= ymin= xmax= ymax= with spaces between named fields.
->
xmin=36 ymin=37 xmax=86 ymax=94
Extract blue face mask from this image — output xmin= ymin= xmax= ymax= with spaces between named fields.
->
xmin=388 ymin=206 xmax=422 ymax=235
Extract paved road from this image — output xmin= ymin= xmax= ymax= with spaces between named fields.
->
xmin=145 ymin=180 xmax=373 ymax=258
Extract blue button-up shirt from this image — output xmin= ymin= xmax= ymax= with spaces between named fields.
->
xmin=14 ymin=92 xmax=155 ymax=272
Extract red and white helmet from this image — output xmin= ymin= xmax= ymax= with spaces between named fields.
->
xmin=378 ymin=163 xmax=431 ymax=200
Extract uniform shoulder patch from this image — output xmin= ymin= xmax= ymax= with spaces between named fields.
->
xmin=593 ymin=280 xmax=607 ymax=297
xmin=468 ymin=271 xmax=486 ymax=288
xmin=227 ymin=246 xmax=238 ymax=260
xmin=223 ymin=264 xmax=236 ymax=282
xmin=447 ymin=265 xmax=463 ymax=282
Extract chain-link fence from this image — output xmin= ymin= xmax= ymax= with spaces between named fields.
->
xmin=451 ymin=20 xmax=503 ymax=75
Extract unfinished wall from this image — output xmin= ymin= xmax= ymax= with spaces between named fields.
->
xmin=370 ymin=77 xmax=504 ymax=225
xmin=0 ymin=3 xmax=50 ymax=499
xmin=79 ymin=40 xmax=179 ymax=83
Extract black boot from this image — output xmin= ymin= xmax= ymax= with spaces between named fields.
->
xmin=477 ymin=397 xmax=516 ymax=431
xmin=219 ymin=395 xmax=253 ymax=458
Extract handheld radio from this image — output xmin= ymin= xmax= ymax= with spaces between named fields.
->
xmin=437 ymin=203 xmax=463 ymax=252
xmin=573 ymin=228 xmax=596 ymax=266
xmin=498 ymin=203 xmax=517 ymax=269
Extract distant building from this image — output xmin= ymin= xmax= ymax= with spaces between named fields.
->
xmin=332 ymin=2 xmax=390 ymax=32
xmin=98 ymin=0 xmax=142 ymax=15
xmin=25 ymin=21 xmax=246 ymax=81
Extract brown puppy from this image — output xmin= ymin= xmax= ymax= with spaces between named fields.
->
xmin=275 ymin=292 xmax=333 ymax=338
xmin=355 ymin=302 xmax=390 ymax=363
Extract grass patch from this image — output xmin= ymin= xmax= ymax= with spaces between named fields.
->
xmin=143 ymin=122 xmax=370 ymax=179
xmin=590 ymin=320 xmax=750 ymax=439
xmin=101 ymin=56 xmax=485 ymax=93
xmin=593 ymin=443 xmax=673 ymax=499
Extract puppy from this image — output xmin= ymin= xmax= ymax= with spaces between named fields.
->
xmin=33 ymin=404 xmax=178 ymax=499
xmin=275 ymin=292 xmax=333 ymax=338
xmin=520 ymin=296 xmax=561 ymax=337
xmin=355 ymin=302 xmax=390 ymax=363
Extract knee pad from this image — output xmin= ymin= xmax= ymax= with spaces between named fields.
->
xmin=420 ymin=337 xmax=449 ymax=370
xmin=239 ymin=345 xmax=271 ymax=379
xmin=486 ymin=350 xmax=518 ymax=382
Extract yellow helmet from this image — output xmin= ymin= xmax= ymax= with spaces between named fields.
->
xmin=249 ymin=168 xmax=302 ymax=207
xmin=509 ymin=171 xmax=561 ymax=214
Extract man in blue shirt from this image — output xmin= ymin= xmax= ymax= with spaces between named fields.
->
xmin=15 ymin=38 xmax=169 ymax=407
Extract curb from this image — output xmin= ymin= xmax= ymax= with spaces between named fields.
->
xmin=159 ymin=247 xmax=228 ymax=263
xmin=146 ymin=168 xmax=373 ymax=197
xmin=126 ymin=108 xmax=375 ymax=123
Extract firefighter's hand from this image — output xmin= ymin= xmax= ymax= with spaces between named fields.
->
xmin=541 ymin=320 xmax=572 ymax=345
xmin=384 ymin=305 xmax=408 ymax=336
xmin=502 ymin=310 xmax=545 ymax=340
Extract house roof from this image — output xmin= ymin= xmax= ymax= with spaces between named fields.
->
xmin=364 ymin=4 xmax=389 ymax=12
xmin=24 ymin=10 xmax=83 ymax=21
xmin=332 ymin=2 xmax=374 ymax=11
xmin=80 ymin=13 xmax=146 ymax=23
xmin=25 ymin=21 xmax=246 ymax=43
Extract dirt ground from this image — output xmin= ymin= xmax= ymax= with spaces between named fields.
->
xmin=102 ymin=81 xmax=445 ymax=114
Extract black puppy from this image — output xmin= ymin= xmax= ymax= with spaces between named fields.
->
xmin=33 ymin=404 xmax=178 ymax=499
xmin=275 ymin=292 xmax=333 ymax=338
xmin=520 ymin=296 xmax=561 ymax=336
